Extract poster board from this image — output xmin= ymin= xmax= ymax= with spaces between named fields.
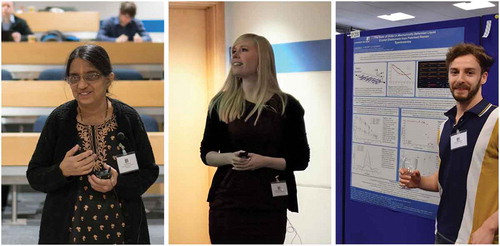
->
xmin=340 ymin=16 xmax=495 ymax=243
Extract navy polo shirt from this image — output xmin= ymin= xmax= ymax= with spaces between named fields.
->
xmin=437 ymin=99 xmax=497 ymax=242
xmin=96 ymin=17 xmax=152 ymax=42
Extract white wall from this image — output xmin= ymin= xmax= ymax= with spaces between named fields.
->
xmin=15 ymin=1 xmax=164 ymax=42
xmin=15 ymin=1 xmax=164 ymax=19
xmin=225 ymin=2 xmax=332 ymax=244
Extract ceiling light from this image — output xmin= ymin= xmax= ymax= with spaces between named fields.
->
xmin=377 ymin=12 xmax=415 ymax=21
xmin=454 ymin=1 xmax=495 ymax=10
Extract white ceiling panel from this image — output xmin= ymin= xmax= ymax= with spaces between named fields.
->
xmin=337 ymin=1 xmax=499 ymax=31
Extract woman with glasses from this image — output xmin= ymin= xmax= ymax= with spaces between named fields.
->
xmin=200 ymin=33 xmax=310 ymax=244
xmin=26 ymin=44 xmax=158 ymax=244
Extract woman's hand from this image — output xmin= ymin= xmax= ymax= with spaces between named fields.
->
xmin=227 ymin=150 xmax=251 ymax=169
xmin=59 ymin=144 xmax=97 ymax=177
xmin=207 ymin=150 xmax=286 ymax=170
xmin=88 ymin=163 xmax=118 ymax=193
xmin=232 ymin=152 xmax=270 ymax=171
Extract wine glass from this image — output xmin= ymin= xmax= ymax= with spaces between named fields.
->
xmin=400 ymin=157 xmax=418 ymax=189
xmin=402 ymin=157 xmax=414 ymax=175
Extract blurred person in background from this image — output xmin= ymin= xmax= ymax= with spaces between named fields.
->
xmin=96 ymin=1 xmax=151 ymax=43
xmin=2 ymin=1 xmax=33 ymax=42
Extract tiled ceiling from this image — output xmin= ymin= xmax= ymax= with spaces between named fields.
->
xmin=336 ymin=1 xmax=499 ymax=31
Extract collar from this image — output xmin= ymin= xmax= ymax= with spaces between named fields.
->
xmin=112 ymin=16 xmax=120 ymax=25
xmin=112 ymin=16 xmax=134 ymax=27
xmin=6 ymin=14 xmax=15 ymax=23
xmin=444 ymin=99 xmax=492 ymax=118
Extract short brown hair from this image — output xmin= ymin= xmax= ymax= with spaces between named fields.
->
xmin=120 ymin=2 xmax=136 ymax=18
xmin=445 ymin=43 xmax=495 ymax=74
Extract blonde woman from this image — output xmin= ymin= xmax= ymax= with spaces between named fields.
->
xmin=200 ymin=33 xmax=310 ymax=244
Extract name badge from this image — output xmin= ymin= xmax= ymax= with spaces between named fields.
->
xmin=271 ymin=181 xmax=288 ymax=197
xmin=116 ymin=152 xmax=139 ymax=174
xmin=450 ymin=130 xmax=467 ymax=150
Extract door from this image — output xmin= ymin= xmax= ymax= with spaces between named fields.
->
xmin=169 ymin=2 xmax=224 ymax=244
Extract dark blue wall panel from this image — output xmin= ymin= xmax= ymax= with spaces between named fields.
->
xmin=335 ymin=34 xmax=346 ymax=244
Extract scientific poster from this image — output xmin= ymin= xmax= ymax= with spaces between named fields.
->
xmin=351 ymin=27 xmax=463 ymax=219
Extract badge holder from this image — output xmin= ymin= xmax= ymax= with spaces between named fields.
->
xmin=116 ymin=143 xmax=139 ymax=174
xmin=450 ymin=129 xmax=468 ymax=150
xmin=271 ymin=175 xmax=288 ymax=197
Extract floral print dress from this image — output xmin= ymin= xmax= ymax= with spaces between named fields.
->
xmin=69 ymin=114 xmax=126 ymax=244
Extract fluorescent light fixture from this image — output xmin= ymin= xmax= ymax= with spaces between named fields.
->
xmin=454 ymin=1 xmax=495 ymax=10
xmin=377 ymin=12 xmax=415 ymax=21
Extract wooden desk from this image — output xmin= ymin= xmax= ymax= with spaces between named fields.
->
xmin=2 ymin=132 xmax=164 ymax=166
xmin=2 ymin=131 xmax=164 ymax=224
xmin=2 ymin=42 xmax=164 ymax=65
xmin=16 ymin=12 xmax=100 ymax=32
xmin=2 ymin=81 xmax=164 ymax=107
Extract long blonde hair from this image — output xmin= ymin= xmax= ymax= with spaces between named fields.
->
xmin=208 ymin=33 xmax=287 ymax=124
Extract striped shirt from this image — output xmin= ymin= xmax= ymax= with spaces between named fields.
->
xmin=437 ymin=99 xmax=498 ymax=243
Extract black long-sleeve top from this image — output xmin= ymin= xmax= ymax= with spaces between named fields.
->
xmin=26 ymin=98 xmax=158 ymax=244
xmin=200 ymin=94 xmax=310 ymax=212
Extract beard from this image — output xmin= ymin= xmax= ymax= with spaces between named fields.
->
xmin=450 ymin=78 xmax=481 ymax=103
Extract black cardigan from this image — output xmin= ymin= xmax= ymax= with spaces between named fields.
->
xmin=26 ymin=98 xmax=159 ymax=244
xmin=200 ymin=94 xmax=310 ymax=212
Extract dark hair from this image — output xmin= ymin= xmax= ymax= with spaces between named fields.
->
xmin=120 ymin=2 xmax=137 ymax=18
xmin=65 ymin=44 xmax=113 ymax=78
xmin=446 ymin=43 xmax=495 ymax=74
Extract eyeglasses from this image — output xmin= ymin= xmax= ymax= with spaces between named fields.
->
xmin=66 ymin=72 xmax=103 ymax=84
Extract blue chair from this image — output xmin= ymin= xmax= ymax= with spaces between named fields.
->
xmin=113 ymin=69 xmax=143 ymax=80
xmin=38 ymin=68 xmax=65 ymax=80
xmin=2 ymin=69 xmax=13 ymax=80
xmin=140 ymin=115 xmax=159 ymax=132
xmin=33 ymin=115 xmax=49 ymax=132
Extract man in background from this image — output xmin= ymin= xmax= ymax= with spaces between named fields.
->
xmin=2 ymin=1 xmax=33 ymax=42
xmin=96 ymin=1 xmax=151 ymax=43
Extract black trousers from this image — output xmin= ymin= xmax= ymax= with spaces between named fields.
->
xmin=209 ymin=209 xmax=287 ymax=244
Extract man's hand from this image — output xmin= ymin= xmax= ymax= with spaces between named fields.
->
xmin=471 ymin=211 xmax=498 ymax=244
xmin=471 ymin=225 xmax=496 ymax=244
xmin=399 ymin=169 xmax=421 ymax=188
xmin=133 ymin=33 xmax=143 ymax=43
xmin=12 ymin=32 xmax=21 ymax=42
xmin=115 ymin=34 xmax=128 ymax=43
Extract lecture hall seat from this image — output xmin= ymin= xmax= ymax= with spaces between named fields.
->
xmin=38 ymin=68 xmax=65 ymax=81
xmin=2 ymin=69 xmax=14 ymax=81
